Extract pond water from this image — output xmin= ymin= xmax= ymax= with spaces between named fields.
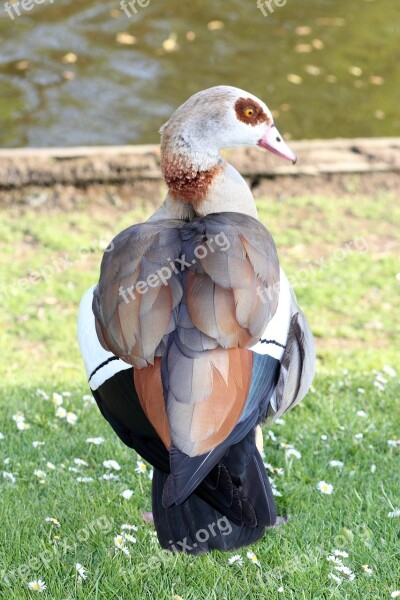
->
xmin=0 ymin=0 xmax=398 ymax=147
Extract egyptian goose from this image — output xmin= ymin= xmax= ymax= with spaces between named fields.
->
xmin=78 ymin=86 xmax=315 ymax=554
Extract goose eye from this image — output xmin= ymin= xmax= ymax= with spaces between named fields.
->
xmin=244 ymin=107 xmax=254 ymax=118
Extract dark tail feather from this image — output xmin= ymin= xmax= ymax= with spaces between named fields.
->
xmin=152 ymin=450 xmax=276 ymax=555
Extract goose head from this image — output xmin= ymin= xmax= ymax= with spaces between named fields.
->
xmin=160 ymin=85 xmax=296 ymax=206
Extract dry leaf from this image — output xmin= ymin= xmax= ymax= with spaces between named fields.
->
xmin=304 ymin=65 xmax=321 ymax=76
xmin=349 ymin=66 xmax=362 ymax=77
xmin=162 ymin=33 xmax=179 ymax=52
xmin=287 ymin=74 xmax=302 ymax=85
xmin=370 ymin=75 xmax=384 ymax=85
xmin=295 ymin=26 xmax=312 ymax=35
xmin=62 ymin=53 xmax=77 ymax=64
xmin=374 ymin=110 xmax=385 ymax=120
xmin=295 ymin=44 xmax=312 ymax=53
xmin=186 ymin=31 xmax=196 ymax=41
xmin=16 ymin=60 xmax=30 ymax=70
xmin=311 ymin=39 xmax=324 ymax=49
xmin=116 ymin=32 xmax=136 ymax=45
xmin=207 ymin=20 xmax=225 ymax=31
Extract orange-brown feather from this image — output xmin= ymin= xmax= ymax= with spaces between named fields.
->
xmin=134 ymin=358 xmax=171 ymax=449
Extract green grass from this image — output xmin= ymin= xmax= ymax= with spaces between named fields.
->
xmin=0 ymin=189 xmax=399 ymax=598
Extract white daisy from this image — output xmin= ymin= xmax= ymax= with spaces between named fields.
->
xmin=120 ymin=489 xmax=134 ymax=500
xmin=36 ymin=389 xmax=49 ymax=400
xmin=76 ymin=477 xmax=94 ymax=483
xmin=2 ymin=471 xmax=16 ymax=484
xmin=121 ymin=524 xmax=138 ymax=531
xmin=74 ymin=458 xmax=88 ymax=466
xmin=388 ymin=439 xmax=400 ymax=447
xmin=101 ymin=473 xmax=120 ymax=481
xmin=135 ymin=460 xmax=147 ymax=474
xmin=285 ymin=448 xmax=302 ymax=459
xmin=12 ymin=412 xmax=25 ymax=423
xmin=27 ymin=579 xmax=46 ymax=592
xmin=45 ymin=517 xmax=60 ymax=527
xmin=86 ymin=437 xmax=105 ymax=445
xmin=66 ymin=412 xmax=78 ymax=425
xmin=0 ymin=433 xmax=5 ymax=440
xmin=327 ymin=555 xmax=343 ymax=565
xmin=391 ymin=592 xmax=400 ymax=598
xmin=228 ymin=554 xmax=243 ymax=565
xmin=34 ymin=470 xmax=46 ymax=480
xmin=62 ymin=391 xmax=71 ymax=397
xmin=17 ymin=421 xmax=30 ymax=431
xmin=383 ymin=365 xmax=396 ymax=377
xmin=388 ymin=508 xmax=400 ymax=518
xmin=32 ymin=441 xmax=45 ymax=448
xmin=370 ymin=464 xmax=376 ymax=473
xmin=52 ymin=393 xmax=63 ymax=406
xmin=122 ymin=533 xmax=137 ymax=543
xmin=103 ymin=460 xmax=121 ymax=471
xmin=55 ymin=406 xmax=67 ymax=419
xmin=329 ymin=460 xmax=344 ymax=468
xmin=361 ymin=564 xmax=372 ymax=575
xmin=247 ymin=550 xmax=261 ymax=566
xmin=356 ymin=410 xmax=368 ymax=417
xmin=356 ymin=388 xmax=365 ymax=394
xmin=321 ymin=434 xmax=328 ymax=441
xmin=354 ymin=433 xmax=363 ymax=439
xmin=333 ymin=550 xmax=349 ymax=558
xmin=114 ymin=534 xmax=130 ymax=555
xmin=317 ymin=481 xmax=333 ymax=495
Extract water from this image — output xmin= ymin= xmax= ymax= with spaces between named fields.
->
xmin=0 ymin=0 xmax=398 ymax=147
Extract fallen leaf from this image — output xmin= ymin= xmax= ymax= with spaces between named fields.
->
xmin=162 ymin=33 xmax=179 ymax=52
xmin=304 ymin=65 xmax=321 ymax=76
xmin=62 ymin=53 xmax=77 ymax=64
xmin=287 ymin=73 xmax=302 ymax=85
xmin=295 ymin=44 xmax=312 ymax=53
xmin=116 ymin=32 xmax=136 ymax=45
xmin=349 ymin=66 xmax=362 ymax=76
xmin=207 ymin=20 xmax=225 ymax=31
xmin=16 ymin=60 xmax=30 ymax=70
xmin=186 ymin=31 xmax=196 ymax=41
xmin=295 ymin=26 xmax=312 ymax=35
xmin=370 ymin=75 xmax=384 ymax=85
xmin=312 ymin=39 xmax=324 ymax=49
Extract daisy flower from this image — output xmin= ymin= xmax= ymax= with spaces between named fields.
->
xmin=335 ymin=565 xmax=355 ymax=580
xmin=354 ymin=433 xmax=363 ymax=440
xmin=0 ymin=433 xmax=5 ymax=439
xmin=317 ymin=481 xmax=333 ymax=495
xmin=45 ymin=517 xmax=60 ymax=527
xmin=388 ymin=508 xmax=400 ymax=518
xmin=55 ymin=406 xmax=67 ymax=419
xmin=101 ymin=473 xmax=120 ymax=481
xmin=77 ymin=476 xmax=94 ymax=483
xmin=285 ymin=448 xmax=301 ymax=459
xmin=36 ymin=389 xmax=49 ymax=400
xmin=333 ymin=550 xmax=349 ymax=558
xmin=121 ymin=524 xmax=138 ymax=531
xmin=388 ymin=439 xmax=400 ymax=447
xmin=327 ymin=555 xmax=343 ymax=565
xmin=27 ymin=579 xmax=46 ymax=592
xmin=370 ymin=464 xmax=376 ymax=473
xmin=66 ymin=412 xmax=78 ymax=425
xmin=135 ymin=460 xmax=147 ymax=474
xmin=391 ymin=592 xmax=400 ymax=598
xmin=329 ymin=460 xmax=344 ymax=469
xmin=383 ymin=365 xmax=396 ymax=377
xmin=114 ymin=534 xmax=130 ymax=555
xmin=103 ymin=460 xmax=121 ymax=471
xmin=122 ymin=533 xmax=137 ymax=543
xmin=2 ymin=471 xmax=16 ymax=484
xmin=356 ymin=410 xmax=368 ymax=417
xmin=247 ymin=550 xmax=261 ymax=566
xmin=32 ymin=441 xmax=45 ymax=448
xmin=361 ymin=564 xmax=372 ymax=575
xmin=228 ymin=554 xmax=243 ymax=566
xmin=120 ymin=489 xmax=134 ymax=500
xmin=52 ymin=393 xmax=63 ymax=406
xmin=74 ymin=458 xmax=88 ymax=466
xmin=34 ymin=470 xmax=46 ymax=481
xmin=86 ymin=437 xmax=105 ymax=445
xmin=75 ymin=563 xmax=87 ymax=580
xmin=12 ymin=412 xmax=25 ymax=423
xmin=17 ymin=421 xmax=30 ymax=431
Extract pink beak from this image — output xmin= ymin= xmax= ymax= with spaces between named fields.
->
xmin=257 ymin=124 xmax=297 ymax=164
